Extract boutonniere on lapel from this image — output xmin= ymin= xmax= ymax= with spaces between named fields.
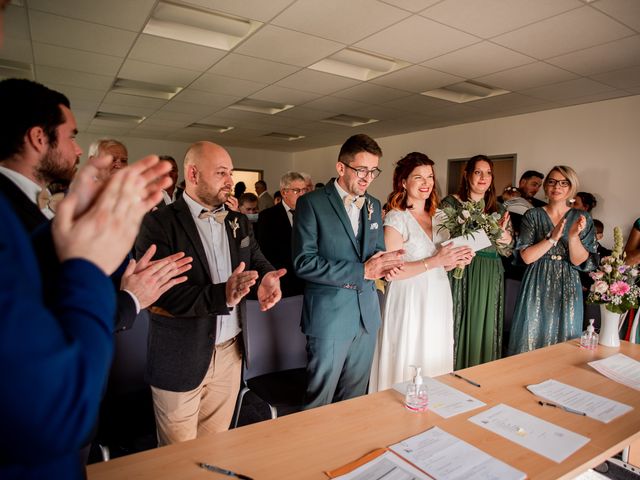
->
xmin=228 ymin=217 xmax=240 ymax=238
xmin=370 ymin=222 xmax=379 ymax=230
xmin=366 ymin=199 xmax=374 ymax=221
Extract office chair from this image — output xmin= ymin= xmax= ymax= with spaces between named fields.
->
xmin=95 ymin=310 xmax=156 ymax=461
xmin=232 ymin=295 xmax=307 ymax=428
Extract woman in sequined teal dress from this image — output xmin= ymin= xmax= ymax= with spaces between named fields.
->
xmin=441 ymin=155 xmax=513 ymax=370
xmin=508 ymin=166 xmax=597 ymax=355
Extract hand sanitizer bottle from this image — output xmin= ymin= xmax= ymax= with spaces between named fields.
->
xmin=405 ymin=365 xmax=428 ymax=412
xmin=580 ymin=319 xmax=598 ymax=350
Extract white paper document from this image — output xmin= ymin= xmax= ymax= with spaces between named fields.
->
xmin=588 ymin=353 xmax=640 ymax=391
xmin=572 ymin=469 xmax=609 ymax=480
xmin=332 ymin=450 xmax=430 ymax=480
xmin=527 ymin=379 xmax=632 ymax=423
xmin=468 ymin=404 xmax=590 ymax=463
xmin=393 ymin=378 xmax=485 ymax=418
xmin=389 ymin=427 xmax=525 ymax=480
xmin=442 ymin=229 xmax=492 ymax=252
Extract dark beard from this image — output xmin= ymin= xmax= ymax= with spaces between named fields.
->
xmin=35 ymin=148 xmax=77 ymax=185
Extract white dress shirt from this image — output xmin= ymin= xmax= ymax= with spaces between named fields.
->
xmin=0 ymin=166 xmax=54 ymax=219
xmin=183 ymin=192 xmax=241 ymax=344
xmin=334 ymin=181 xmax=362 ymax=236
xmin=282 ymin=200 xmax=295 ymax=227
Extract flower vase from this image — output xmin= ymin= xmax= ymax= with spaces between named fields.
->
xmin=599 ymin=305 xmax=621 ymax=347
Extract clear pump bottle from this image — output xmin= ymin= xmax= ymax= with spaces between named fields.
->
xmin=405 ymin=365 xmax=428 ymax=412
xmin=580 ymin=319 xmax=598 ymax=350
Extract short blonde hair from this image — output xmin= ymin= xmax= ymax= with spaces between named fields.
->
xmin=87 ymin=138 xmax=127 ymax=158
xmin=545 ymin=165 xmax=579 ymax=199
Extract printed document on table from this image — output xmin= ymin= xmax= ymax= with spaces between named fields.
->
xmin=527 ymin=379 xmax=632 ymax=423
xmin=442 ymin=229 xmax=492 ymax=252
xmin=389 ymin=427 xmax=525 ymax=480
xmin=588 ymin=354 xmax=640 ymax=391
xmin=331 ymin=450 xmax=430 ymax=480
xmin=469 ymin=404 xmax=590 ymax=463
xmin=393 ymin=378 xmax=485 ymax=418
xmin=573 ymin=470 xmax=609 ymax=480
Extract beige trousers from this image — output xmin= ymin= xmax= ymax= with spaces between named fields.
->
xmin=151 ymin=336 xmax=242 ymax=445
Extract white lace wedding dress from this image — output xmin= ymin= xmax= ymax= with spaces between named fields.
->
xmin=369 ymin=209 xmax=454 ymax=392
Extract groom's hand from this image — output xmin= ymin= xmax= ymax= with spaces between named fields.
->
xmin=364 ymin=249 xmax=404 ymax=280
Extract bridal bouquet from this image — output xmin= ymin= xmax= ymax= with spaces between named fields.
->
xmin=439 ymin=199 xmax=509 ymax=279
xmin=587 ymin=227 xmax=639 ymax=314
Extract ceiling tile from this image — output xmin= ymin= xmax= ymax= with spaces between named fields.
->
xmin=301 ymin=96 xmax=370 ymax=113
xmin=593 ymin=0 xmax=640 ymax=32
xmin=149 ymin=110 xmax=206 ymax=124
xmin=86 ymin=125 xmax=132 ymax=136
xmin=160 ymin=101 xmax=220 ymax=116
xmin=5 ymin=4 xmax=30 ymax=40
xmin=592 ymin=66 xmax=640 ymax=89
xmin=546 ymin=35 xmax=640 ymax=76
xmin=172 ymin=89 xmax=240 ymax=109
xmin=180 ymin=0 xmax=295 ymax=22
xmin=119 ymin=59 xmax=202 ymax=87
xmin=422 ymin=42 xmax=535 ymax=79
xmin=207 ymin=53 xmax=299 ymax=83
xmin=29 ymin=11 xmax=137 ymax=57
xmin=234 ymin=25 xmax=344 ymax=67
xmin=371 ymin=65 xmax=463 ymax=92
xmin=349 ymin=104 xmax=407 ymax=121
xmin=381 ymin=94 xmax=454 ymax=114
xmin=98 ymin=102 xmax=158 ymax=118
xmin=522 ymin=77 xmax=616 ymax=101
xmin=556 ymin=89 xmax=633 ymax=106
xmin=128 ymin=35 xmax=226 ymax=72
xmin=250 ymin=85 xmax=322 ymax=105
xmin=275 ymin=70 xmax=361 ymax=95
xmin=45 ymin=83 xmax=107 ymax=102
xmin=333 ymin=83 xmax=412 ymax=103
xmin=190 ymin=73 xmax=267 ymax=97
xmin=27 ymin=0 xmax=156 ymax=31
xmin=420 ymin=0 xmax=582 ymax=38
xmin=0 ymin=37 xmax=33 ymax=63
xmin=476 ymin=62 xmax=579 ymax=91
xmin=466 ymin=93 xmax=549 ymax=113
xmin=492 ymin=6 xmax=634 ymax=59
xmin=378 ymin=0 xmax=442 ymax=13
xmin=35 ymin=65 xmax=114 ymax=90
xmin=355 ymin=16 xmax=479 ymax=63
xmin=277 ymin=107 xmax=337 ymax=121
xmin=33 ymin=43 xmax=123 ymax=77
xmin=272 ymin=0 xmax=410 ymax=44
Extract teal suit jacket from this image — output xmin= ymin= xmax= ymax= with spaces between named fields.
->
xmin=292 ymin=179 xmax=385 ymax=339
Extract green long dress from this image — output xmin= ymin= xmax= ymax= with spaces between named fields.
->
xmin=441 ymin=195 xmax=509 ymax=370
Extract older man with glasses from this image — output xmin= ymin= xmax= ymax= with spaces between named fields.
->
xmin=256 ymin=171 xmax=308 ymax=297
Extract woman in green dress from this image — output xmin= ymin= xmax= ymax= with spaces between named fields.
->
xmin=441 ymin=155 xmax=513 ymax=369
xmin=508 ymin=166 xmax=597 ymax=355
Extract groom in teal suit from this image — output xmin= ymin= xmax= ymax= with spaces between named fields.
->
xmin=293 ymin=134 xmax=404 ymax=409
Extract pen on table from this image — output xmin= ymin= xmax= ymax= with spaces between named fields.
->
xmin=199 ymin=462 xmax=254 ymax=480
xmin=538 ymin=401 xmax=587 ymax=416
xmin=449 ymin=372 xmax=481 ymax=387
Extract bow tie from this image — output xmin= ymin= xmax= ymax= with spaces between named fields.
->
xmin=198 ymin=208 xmax=228 ymax=223
xmin=37 ymin=188 xmax=51 ymax=210
xmin=343 ymin=195 xmax=365 ymax=210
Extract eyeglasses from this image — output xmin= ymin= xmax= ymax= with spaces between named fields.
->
xmin=545 ymin=178 xmax=571 ymax=188
xmin=340 ymin=161 xmax=382 ymax=180
xmin=284 ymin=187 xmax=308 ymax=195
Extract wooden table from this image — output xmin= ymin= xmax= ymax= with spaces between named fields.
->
xmin=87 ymin=341 xmax=640 ymax=480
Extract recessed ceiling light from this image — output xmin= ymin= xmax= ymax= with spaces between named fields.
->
xmin=111 ymin=78 xmax=182 ymax=100
xmin=93 ymin=111 xmax=146 ymax=125
xmin=188 ymin=122 xmax=234 ymax=133
xmin=229 ymin=98 xmax=294 ymax=115
xmin=321 ymin=114 xmax=378 ymax=127
xmin=309 ymin=48 xmax=409 ymax=81
xmin=0 ymin=58 xmax=33 ymax=79
xmin=143 ymin=1 xmax=262 ymax=51
xmin=422 ymin=81 xmax=510 ymax=104
xmin=263 ymin=132 xmax=305 ymax=141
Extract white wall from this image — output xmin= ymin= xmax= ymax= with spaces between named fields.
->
xmin=292 ymin=95 xmax=640 ymax=248
xmin=76 ymin=133 xmax=294 ymax=196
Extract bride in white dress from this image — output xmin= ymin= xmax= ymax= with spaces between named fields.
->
xmin=370 ymin=153 xmax=473 ymax=392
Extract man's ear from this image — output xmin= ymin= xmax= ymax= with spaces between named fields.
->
xmin=186 ymin=164 xmax=198 ymax=184
xmin=25 ymin=126 xmax=48 ymax=154
xmin=336 ymin=161 xmax=345 ymax=177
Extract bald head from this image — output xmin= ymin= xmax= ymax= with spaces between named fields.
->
xmin=184 ymin=141 xmax=234 ymax=209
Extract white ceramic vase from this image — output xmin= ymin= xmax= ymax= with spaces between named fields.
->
xmin=599 ymin=305 xmax=621 ymax=347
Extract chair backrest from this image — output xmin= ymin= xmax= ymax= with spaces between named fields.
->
xmin=108 ymin=310 xmax=150 ymax=395
xmin=243 ymin=295 xmax=306 ymax=381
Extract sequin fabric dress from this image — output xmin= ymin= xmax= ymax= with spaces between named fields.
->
xmin=441 ymin=195 xmax=510 ymax=370
xmin=508 ymin=208 xmax=597 ymax=355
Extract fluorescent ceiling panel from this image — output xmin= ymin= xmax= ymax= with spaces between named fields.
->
xmin=309 ymin=48 xmax=409 ymax=81
xmin=422 ymin=81 xmax=510 ymax=103
xmin=111 ymin=78 xmax=182 ymax=100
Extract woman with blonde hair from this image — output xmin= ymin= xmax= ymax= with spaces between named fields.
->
xmin=508 ymin=166 xmax=597 ymax=354
xmin=370 ymin=152 xmax=472 ymax=392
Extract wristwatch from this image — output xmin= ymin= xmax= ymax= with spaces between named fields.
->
xmin=546 ymin=233 xmax=557 ymax=247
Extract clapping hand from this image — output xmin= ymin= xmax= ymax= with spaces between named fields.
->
xmin=569 ymin=214 xmax=587 ymax=238
xmin=364 ymin=249 xmax=405 ymax=281
xmin=225 ymin=262 xmax=259 ymax=307
xmin=257 ymin=269 xmax=286 ymax=311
